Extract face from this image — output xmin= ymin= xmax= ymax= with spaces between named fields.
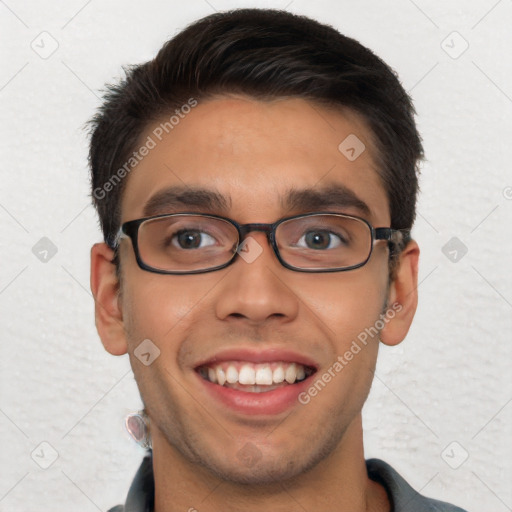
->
xmin=110 ymin=96 xmax=400 ymax=483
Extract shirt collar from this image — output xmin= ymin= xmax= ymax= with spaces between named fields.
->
xmin=123 ymin=450 xmax=154 ymax=512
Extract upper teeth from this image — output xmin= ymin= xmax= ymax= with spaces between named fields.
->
xmin=201 ymin=362 xmax=308 ymax=386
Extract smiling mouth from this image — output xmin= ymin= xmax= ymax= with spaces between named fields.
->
xmin=196 ymin=361 xmax=316 ymax=393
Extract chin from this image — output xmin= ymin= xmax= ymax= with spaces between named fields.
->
xmin=204 ymin=455 xmax=307 ymax=485
xmin=193 ymin=437 xmax=338 ymax=486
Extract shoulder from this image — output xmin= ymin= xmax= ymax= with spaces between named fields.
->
xmin=107 ymin=451 xmax=154 ymax=512
xmin=366 ymin=458 xmax=468 ymax=512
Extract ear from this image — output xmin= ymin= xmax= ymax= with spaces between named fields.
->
xmin=380 ymin=240 xmax=420 ymax=347
xmin=90 ymin=243 xmax=128 ymax=355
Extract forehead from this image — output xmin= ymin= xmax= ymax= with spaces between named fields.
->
xmin=121 ymin=96 xmax=390 ymax=225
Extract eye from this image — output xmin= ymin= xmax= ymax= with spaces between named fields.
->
xmin=296 ymin=230 xmax=346 ymax=250
xmin=171 ymin=230 xmax=217 ymax=249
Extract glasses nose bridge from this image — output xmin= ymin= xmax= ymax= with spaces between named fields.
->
xmin=238 ymin=222 xmax=276 ymax=246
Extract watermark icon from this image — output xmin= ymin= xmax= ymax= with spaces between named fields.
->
xmin=441 ymin=31 xmax=469 ymax=60
xmin=31 ymin=441 xmax=59 ymax=469
xmin=503 ymin=186 xmax=512 ymax=200
xmin=338 ymin=134 xmax=366 ymax=161
xmin=441 ymin=236 xmax=468 ymax=263
xmin=93 ymin=98 xmax=198 ymax=201
xmin=30 ymin=31 xmax=59 ymax=60
xmin=237 ymin=236 xmax=263 ymax=264
xmin=236 ymin=442 xmax=262 ymax=468
xmin=134 ymin=339 xmax=161 ymax=366
xmin=32 ymin=237 xmax=58 ymax=263
xmin=441 ymin=441 xmax=469 ymax=469
xmin=298 ymin=302 xmax=402 ymax=405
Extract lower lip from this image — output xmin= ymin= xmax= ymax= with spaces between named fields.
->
xmin=194 ymin=371 xmax=315 ymax=416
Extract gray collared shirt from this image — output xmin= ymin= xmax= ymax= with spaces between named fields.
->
xmin=108 ymin=451 xmax=468 ymax=512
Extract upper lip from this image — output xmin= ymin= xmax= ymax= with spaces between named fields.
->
xmin=194 ymin=347 xmax=319 ymax=370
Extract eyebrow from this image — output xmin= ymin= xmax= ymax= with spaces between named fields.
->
xmin=142 ymin=184 xmax=371 ymax=218
xmin=143 ymin=186 xmax=231 ymax=217
xmin=282 ymin=185 xmax=371 ymax=217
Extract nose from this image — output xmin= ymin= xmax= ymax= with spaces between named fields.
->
xmin=214 ymin=231 xmax=299 ymax=326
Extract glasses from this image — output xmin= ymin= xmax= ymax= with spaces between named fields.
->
xmin=111 ymin=212 xmax=409 ymax=274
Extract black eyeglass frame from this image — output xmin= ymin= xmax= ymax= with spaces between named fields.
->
xmin=110 ymin=211 xmax=410 ymax=275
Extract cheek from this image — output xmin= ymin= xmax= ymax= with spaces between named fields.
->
xmin=120 ymin=275 xmax=208 ymax=409
xmin=121 ymin=272 xmax=214 ymax=354
xmin=301 ymin=268 xmax=388 ymax=343
xmin=297 ymin=271 xmax=388 ymax=414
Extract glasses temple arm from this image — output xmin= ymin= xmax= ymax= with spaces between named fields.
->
xmin=374 ymin=227 xmax=411 ymax=247
xmin=107 ymin=227 xmax=128 ymax=250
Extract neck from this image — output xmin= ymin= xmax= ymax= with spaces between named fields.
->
xmin=151 ymin=415 xmax=389 ymax=512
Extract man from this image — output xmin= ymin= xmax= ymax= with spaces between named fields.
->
xmin=88 ymin=8 xmax=467 ymax=512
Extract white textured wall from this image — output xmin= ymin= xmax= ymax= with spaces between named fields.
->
xmin=1 ymin=1 xmax=511 ymax=510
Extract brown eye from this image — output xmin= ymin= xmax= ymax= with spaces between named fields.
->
xmin=298 ymin=230 xmax=346 ymax=250
xmin=172 ymin=230 xmax=216 ymax=249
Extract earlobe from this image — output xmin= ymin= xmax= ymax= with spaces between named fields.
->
xmin=90 ymin=243 xmax=128 ymax=355
xmin=380 ymin=240 xmax=420 ymax=347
